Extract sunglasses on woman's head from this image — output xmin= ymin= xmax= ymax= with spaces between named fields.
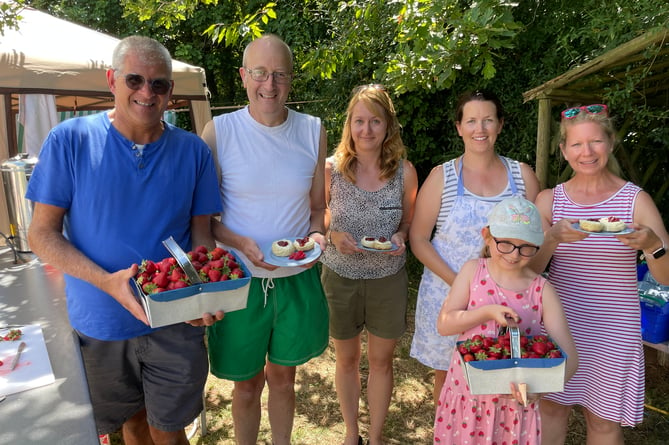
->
xmin=123 ymin=73 xmax=172 ymax=95
xmin=561 ymin=104 xmax=608 ymax=120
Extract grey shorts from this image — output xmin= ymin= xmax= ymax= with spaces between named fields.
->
xmin=76 ymin=323 xmax=208 ymax=434
xmin=321 ymin=265 xmax=408 ymax=340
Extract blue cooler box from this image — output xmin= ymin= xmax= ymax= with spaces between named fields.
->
xmin=640 ymin=295 xmax=669 ymax=344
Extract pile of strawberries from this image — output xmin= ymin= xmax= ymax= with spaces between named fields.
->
xmin=135 ymin=245 xmax=245 ymax=294
xmin=457 ymin=333 xmax=563 ymax=362
xmin=1 ymin=328 xmax=22 ymax=341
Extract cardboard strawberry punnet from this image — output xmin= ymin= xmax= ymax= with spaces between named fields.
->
xmin=134 ymin=245 xmax=246 ymax=294
xmin=457 ymin=329 xmax=567 ymax=395
xmin=132 ymin=240 xmax=251 ymax=328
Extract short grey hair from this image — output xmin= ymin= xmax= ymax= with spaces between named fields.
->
xmin=112 ymin=36 xmax=172 ymax=77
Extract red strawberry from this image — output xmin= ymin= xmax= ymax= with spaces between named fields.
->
xmin=230 ymin=268 xmax=244 ymax=279
xmin=488 ymin=344 xmax=503 ymax=359
xmin=195 ymin=245 xmax=208 ymax=255
xmin=152 ymin=272 xmax=169 ymax=288
xmin=547 ymin=348 xmax=562 ymax=358
xmin=475 ymin=350 xmax=489 ymax=361
xmin=139 ymin=259 xmax=157 ymax=275
xmin=289 ymin=251 xmax=306 ymax=261
xmin=531 ymin=342 xmax=549 ymax=355
xmin=169 ymin=268 xmax=184 ymax=282
xmin=462 ymin=353 xmax=475 ymax=362
xmin=142 ymin=282 xmax=158 ymax=294
xmin=458 ymin=343 xmax=469 ymax=355
xmin=157 ymin=259 xmax=173 ymax=273
xmin=173 ymin=280 xmax=188 ymax=289
xmin=209 ymin=247 xmax=225 ymax=260
xmin=207 ymin=268 xmax=222 ymax=282
xmin=208 ymin=259 xmax=224 ymax=269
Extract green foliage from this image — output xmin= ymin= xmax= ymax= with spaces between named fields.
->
xmin=0 ymin=0 xmax=25 ymax=36
xmin=387 ymin=0 xmax=522 ymax=93
xmin=121 ymin=0 xmax=219 ymax=29
xmin=201 ymin=2 xmax=277 ymax=47
xmin=18 ymin=0 xmax=669 ymax=216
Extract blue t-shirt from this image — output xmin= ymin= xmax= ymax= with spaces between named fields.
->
xmin=26 ymin=112 xmax=222 ymax=340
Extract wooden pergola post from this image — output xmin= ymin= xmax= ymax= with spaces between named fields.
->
xmin=535 ymin=97 xmax=552 ymax=189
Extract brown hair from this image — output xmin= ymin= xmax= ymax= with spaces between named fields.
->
xmin=333 ymin=85 xmax=406 ymax=183
xmin=455 ymin=89 xmax=504 ymax=124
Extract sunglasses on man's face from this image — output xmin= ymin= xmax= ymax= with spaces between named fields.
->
xmin=123 ymin=73 xmax=172 ymax=95
xmin=561 ymin=104 xmax=608 ymax=120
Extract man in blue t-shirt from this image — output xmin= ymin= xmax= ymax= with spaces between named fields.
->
xmin=26 ymin=36 xmax=222 ymax=444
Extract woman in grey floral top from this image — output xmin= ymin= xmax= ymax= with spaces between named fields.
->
xmin=320 ymin=84 xmax=418 ymax=445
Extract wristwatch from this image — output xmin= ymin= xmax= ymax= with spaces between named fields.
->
xmin=650 ymin=245 xmax=666 ymax=259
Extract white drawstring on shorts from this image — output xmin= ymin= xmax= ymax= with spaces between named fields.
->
xmin=261 ymin=278 xmax=274 ymax=308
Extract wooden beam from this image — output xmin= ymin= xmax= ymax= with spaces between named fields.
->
xmin=535 ymin=98 xmax=552 ymax=189
xmin=523 ymin=28 xmax=669 ymax=103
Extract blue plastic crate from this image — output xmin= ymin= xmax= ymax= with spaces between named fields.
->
xmin=640 ymin=296 xmax=669 ymax=344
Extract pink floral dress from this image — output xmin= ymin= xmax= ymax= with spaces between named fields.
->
xmin=433 ymin=258 xmax=546 ymax=444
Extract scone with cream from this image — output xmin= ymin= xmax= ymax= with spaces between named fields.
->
xmin=361 ymin=236 xmax=377 ymax=249
xmin=579 ymin=219 xmax=604 ymax=232
xmin=293 ymin=236 xmax=315 ymax=251
xmin=374 ymin=236 xmax=393 ymax=250
xmin=272 ymin=239 xmax=295 ymax=257
xmin=599 ymin=216 xmax=626 ymax=232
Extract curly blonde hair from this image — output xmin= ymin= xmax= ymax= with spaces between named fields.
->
xmin=333 ymin=85 xmax=406 ymax=183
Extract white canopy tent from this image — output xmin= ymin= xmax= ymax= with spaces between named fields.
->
xmin=0 ymin=5 xmax=212 ymax=241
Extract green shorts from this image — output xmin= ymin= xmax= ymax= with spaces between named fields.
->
xmin=207 ymin=267 xmax=329 ymax=381
xmin=321 ymin=265 xmax=408 ymax=340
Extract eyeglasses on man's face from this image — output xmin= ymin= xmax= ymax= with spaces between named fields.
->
xmin=492 ymin=238 xmax=539 ymax=257
xmin=245 ymin=68 xmax=293 ymax=84
xmin=561 ymin=104 xmax=608 ymax=120
xmin=121 ymin=73 xmax=172 ymax=96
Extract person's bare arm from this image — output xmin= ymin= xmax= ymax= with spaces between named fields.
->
xmin=307 ymin=125 xmax=328 ymax=251
xmin=389 ymin=159 xmax=418 ymax=255
xmin=519 ymin=162 xmax=541 ymax=202
xmin=619 ymin=190 xmax=669 ymax=284
xmin=28 ymin=202 xmax=148 ymax=325
xmin=409 ymin=165 xmax=457 ymax=286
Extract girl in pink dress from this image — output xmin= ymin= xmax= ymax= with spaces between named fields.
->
xmin=433 ymin=197 xmax=578 ymax=444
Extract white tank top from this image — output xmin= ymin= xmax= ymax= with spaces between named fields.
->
xmin=212 ymin=106 xmax=322 ymax=278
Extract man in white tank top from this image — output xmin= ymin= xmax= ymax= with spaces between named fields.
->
xmin=200 ymin=34 xmax=329 ymax=445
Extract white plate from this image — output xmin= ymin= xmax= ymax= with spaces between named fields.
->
xmin=571 ymin=222 xmax=633 ymax=236
xmin=357 ymin=242 xmax=399 ymax=252
xmin=262 ymin=238 xmax=322 ymax=267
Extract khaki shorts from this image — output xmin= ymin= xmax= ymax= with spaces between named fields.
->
xmin=321 ymin=265 xmax=408 ymax=340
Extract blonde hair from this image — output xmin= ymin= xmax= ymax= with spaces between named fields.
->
xmin=559 ymin=110 xmax=622 ymax=176
xmin=333 ymin=85 xmax=406 ymax=183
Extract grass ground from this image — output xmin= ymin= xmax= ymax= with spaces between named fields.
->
xmin=114 ymin=254 xmax=669 ymax=444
